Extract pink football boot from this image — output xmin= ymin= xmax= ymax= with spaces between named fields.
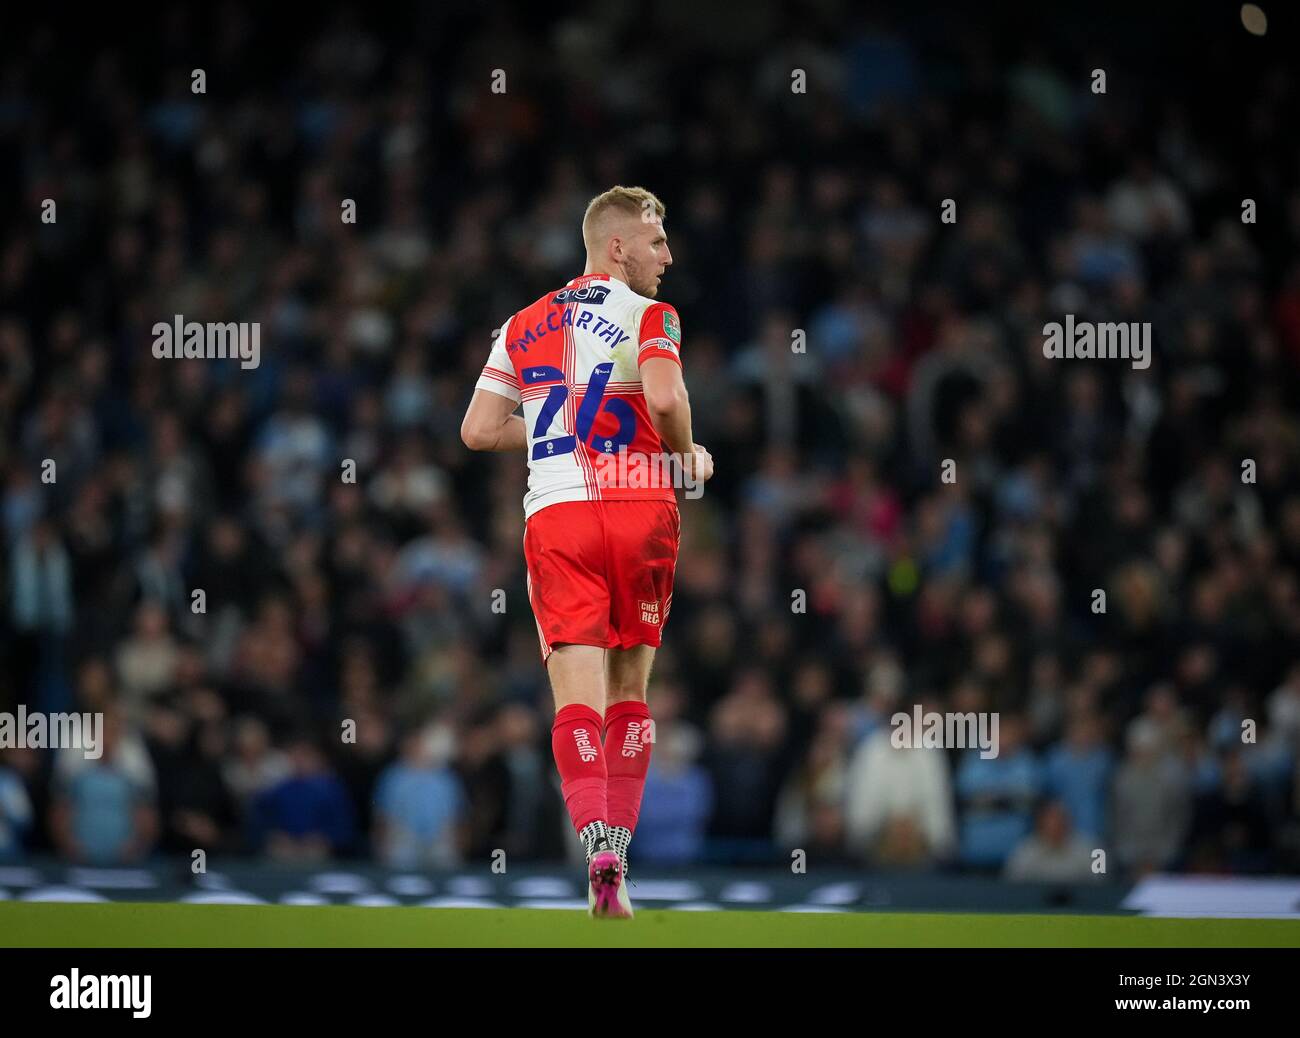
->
xmin=587 ymin=849 xmax=633 ymax=919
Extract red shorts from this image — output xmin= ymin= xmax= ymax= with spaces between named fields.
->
xmin=523 ymin=499 xmax=681 ymax=662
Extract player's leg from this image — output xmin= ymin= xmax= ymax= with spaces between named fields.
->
xmin=606 ymin=643 xmax=656 ymax=706
xmin=544 ymin=643 xmax=613 ymax=862
xmin=524 ymin=505 xmax=626 ymax=916
xmin=603 ymin=498 xmax=681 ymax=889
xmin=547 ymin=642 xmax=608 ymax=712
xmin=545 ymin=646 xmax=627 ymax=918
xmin=603 ymin=644 xmax=656 ymax=883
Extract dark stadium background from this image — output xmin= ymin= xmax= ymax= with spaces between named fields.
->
xmin=1 ymin=0 xmax=1299 ymax=911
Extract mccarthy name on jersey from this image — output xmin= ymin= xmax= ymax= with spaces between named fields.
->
xmin=475 ymin=273 xmax=683 ymax=519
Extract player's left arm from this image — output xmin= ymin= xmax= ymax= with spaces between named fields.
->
xmin=461 ymin=389 xmax=526 ymax=452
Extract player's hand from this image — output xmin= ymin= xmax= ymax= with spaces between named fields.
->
xmin=690 ymin=443 xmax=714 ymax=483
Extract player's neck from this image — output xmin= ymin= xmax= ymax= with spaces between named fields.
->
xmin=582 ymin=259 xmax=627 ymax=286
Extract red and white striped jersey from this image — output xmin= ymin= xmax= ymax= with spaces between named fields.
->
xmin=474 ymin=273 xmax=683 ymax=519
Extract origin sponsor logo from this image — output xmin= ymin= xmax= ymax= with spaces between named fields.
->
xmin=552 ymin=285 xmax=611 ymax=305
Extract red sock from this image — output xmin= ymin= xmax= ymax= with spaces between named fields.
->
xmin=551 ymin=703 xmax=608 ymax=835
xmin=603 ymin=700 xmax=653 ymax=834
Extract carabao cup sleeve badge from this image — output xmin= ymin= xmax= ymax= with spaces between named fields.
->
xmin=664 ymin=311 xmax=680 ymax=343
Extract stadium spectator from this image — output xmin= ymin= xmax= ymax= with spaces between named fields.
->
xmin=114 ymin=600 xmax=181 ymax=719
xmin=9 ymin=518 xmax=74 ymax=714
xmin=49 ymin=711 xmax=159 ymax=865
xmin=1003 ymin=800 xmax=1099 ymax=883
xmin=844 ymin=702 xmax=957 ymax=867
xmin=222 ymin=716 xmax=291 ymax=815
xmin=1111 ymin=718 xmax=1193 ymax=874
xmin=145 ymin=699 xmax=241 ymax=855
xmin=1184 ymin=749 xmax=1276 ymax=874
xmin=249 ymin=734 xmax=356 ymax=861
xmin=1043 ymin=712 xmax=1114 ymax=841
xmin=373 ymin=724 xmax=465 ymax=868
xmin=453 ymin=707 xmax=513 ymax=862
xmin=774 ymin=701 xmax=854 ymax=864
xmin=494 ymin=703 xmax=565 ymax=862
xmin=704 ymin=670 xmax=792 ymax=862
xmin=954 ymin=714 xmax=1043 ymax=869
xmin=636 ymin=714 xmax=714 ymax=867
xmin=0 ymin=748 xmax=35 ymax=862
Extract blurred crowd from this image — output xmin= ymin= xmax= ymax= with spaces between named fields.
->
xmin=2 ymin=3 xmax=1300 ymax=881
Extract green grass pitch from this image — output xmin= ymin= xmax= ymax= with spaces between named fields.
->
xmin=1 ymin=903 xmax=1298 ymax=947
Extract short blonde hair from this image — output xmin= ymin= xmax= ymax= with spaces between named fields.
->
xmin=582 ymin=185 xmax=666 ymax=252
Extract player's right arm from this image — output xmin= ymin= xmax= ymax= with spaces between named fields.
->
xmin=642 ymin=358 xmax=712 ymax=484
xmin=641 ymin=356 xmax=693 ymax=456
xmin=638 ymin=302 xmax=712 ymax=483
